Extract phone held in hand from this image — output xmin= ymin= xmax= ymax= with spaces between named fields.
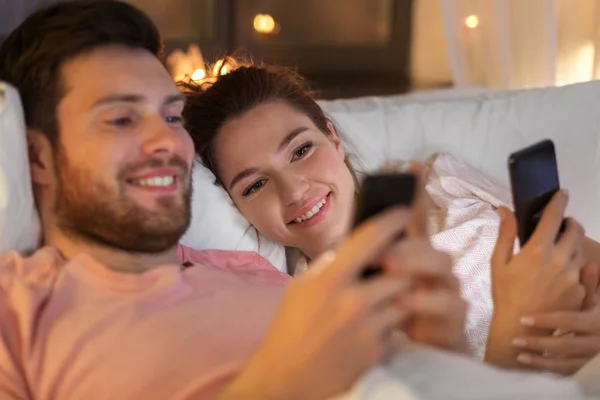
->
xmin=508 ymin=139 xmax=566 ymax=246
xmin=353 ymin=173 xmax=417 ymax=279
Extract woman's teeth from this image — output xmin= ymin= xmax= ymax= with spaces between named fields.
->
xmin=131 ymin=176 xmax=175 ymax=187
xmin=295 ymin=197 xmax=327 ymax=223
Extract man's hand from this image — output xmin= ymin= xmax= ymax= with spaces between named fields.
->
xmin=512 ymin=262 xmax=600 ymax=375
xmin=219 ymin=207 xmax=413 ymax=400
xmin=485 ymin=190 xmax=588 ymax=368
xmin=385 ymin=239 xmax=467 ymax=352
xmin=386 ymin=162 xmax=467 ymax=352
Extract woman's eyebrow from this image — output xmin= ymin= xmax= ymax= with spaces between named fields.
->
xmin=277 ymin=127 xmax=309 ymax=153
xmin=229 ymin=167 xmax=259 ymax=190
xmin=229 ymin=126 xmax=310 ymax=190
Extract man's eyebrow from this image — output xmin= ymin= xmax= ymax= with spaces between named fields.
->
xmin=91 ymin=93 xmax=185 ymax=109
xmin=164 ymin=93 xmax=186 ymax=106
xmin=229 ymin=167 xmax=259 ymax=191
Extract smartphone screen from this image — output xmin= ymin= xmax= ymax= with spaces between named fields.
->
xmin=509 ymin=139 xmax=562 ymax=245
xmin=353 ymin=173 xmax=416 ymax=279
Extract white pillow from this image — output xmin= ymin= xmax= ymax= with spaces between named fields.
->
xmin=179 ymin=163 xmax=287 ymax=272
xmin=0 ymin=82 xmax=40 ymax=253
xmin=321 ymin=81 xmax=600 ymax=241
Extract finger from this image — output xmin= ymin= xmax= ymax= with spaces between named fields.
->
xmin=555 ymin=218 xmax=585 ymax=266
xmin=406 ymin=163 xmax=428 ymax=239
xmin=581 ymin=262 xmax=600 ymax=309
xmin=521 ymin=311 xmax=600 ymax=334
xmin=529 ymin=190 xmax=569 ymax=246
xmin=491 ymin=207 xmax=517 ymax=271
xmin=317 ymin=207 xmax=410 ymax=284
xmin=381 ymin=241 xmax=458 ymax=289
xmin=368 ymin=304 xmax=410 ymax=334
xmin=571 ymin=245 xmax=586 ymax=271
xmin=516 ymin=352 xmax=588 ymax=375
xmin=352 ymin=274 xmax=412 ymax=311
xmin=368 ymin=305 xmax=409 ymax=357
xmin=513 ymin=335 xmax=600 ymax=357
xmin=398 ymin=289 xmax=466 ymax=319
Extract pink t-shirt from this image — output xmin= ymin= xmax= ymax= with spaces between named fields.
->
xmin=0 ymin=245 xmax=290 ymax=399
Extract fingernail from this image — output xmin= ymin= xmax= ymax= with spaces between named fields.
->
xmin=562 ymin=189 xmax=570 ymax=198
xmin=520 ymin=316 xmax=535 ymax=326
xmin=517 ymin=353 xmax=532 ymax=365
xmin=512 ymin=338 xmax=527 ymax=347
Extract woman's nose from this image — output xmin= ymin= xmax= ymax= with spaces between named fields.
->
xmin=278 ymin=174 xmax=310 ymax=207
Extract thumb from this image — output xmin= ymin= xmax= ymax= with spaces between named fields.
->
xmin=581 ymin=262 xmax=599 ymax=309
xmin=491 ymin=207 xmax=517 ymax=272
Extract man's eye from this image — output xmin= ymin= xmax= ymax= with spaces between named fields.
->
xmin=166 ymin=116 xmax=184 ymax=124
xmin=243 ymin=179 xmax=266 ymax=196
xmin=108 ymin=117 xmax=133 ymax=127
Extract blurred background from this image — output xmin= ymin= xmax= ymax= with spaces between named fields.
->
xmin=1 ymin=0 xmax=599 ymax=99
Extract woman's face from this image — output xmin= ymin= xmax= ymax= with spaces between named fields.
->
xmin=213 ymin=101 xmax=356 ymax=258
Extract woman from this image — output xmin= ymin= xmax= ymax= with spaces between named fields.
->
xmin=182 ymin=64 xmax=600 ymax=373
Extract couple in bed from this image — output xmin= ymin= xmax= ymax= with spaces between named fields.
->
xmin=0 ymin=1 xmax=598 ymax=399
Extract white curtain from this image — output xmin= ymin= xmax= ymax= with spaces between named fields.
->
xmin=441 ymin=0 xmax=600 ymax=89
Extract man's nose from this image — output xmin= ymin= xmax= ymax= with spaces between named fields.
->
xmin=141 ymin=117 xmax=179 ymax=157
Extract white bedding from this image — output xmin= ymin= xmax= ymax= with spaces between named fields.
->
xmin=336 ymin=342 xmax=599 ymax=400
xmin=424 ymin=153 xmax=514 ymax=358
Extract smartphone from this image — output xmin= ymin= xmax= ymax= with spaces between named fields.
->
xmin=508 ymin=139 xmax=565 ymax=246
xmin=353 ymin=173 xmax=417 ymax=279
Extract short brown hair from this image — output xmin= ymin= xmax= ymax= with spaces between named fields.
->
xmin=181 ymin=64 xmax=359 ymax=187
xmin=0 ymin=0 xmax=163 ymax=149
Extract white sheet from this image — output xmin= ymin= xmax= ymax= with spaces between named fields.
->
xmin=337 ymin=343 xmax=599 ymax=400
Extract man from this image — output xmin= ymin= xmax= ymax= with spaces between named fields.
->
xmin=0 ymin=2 xmax=467 ymax=398
xmin=0 ymin=2 xmax=596 ymax=399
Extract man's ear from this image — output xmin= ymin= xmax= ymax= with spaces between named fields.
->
xmin=326 ymin=121 xmax=345 ymax=157
xmin=27 ymin=129 xmax=55 ymax=185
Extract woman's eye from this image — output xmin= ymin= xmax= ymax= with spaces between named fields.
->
xmin=243 ymin=179 xmax=266 ymax=196
xmin=292 ymin=142 xmax=313 ymax=160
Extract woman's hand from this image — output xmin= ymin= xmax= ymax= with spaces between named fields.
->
xmin=485 ymin=190 xmax=588 ymax=368
xmin=512 ymin=262 xmax=600 ymax=375
xmin=492 ymin=191 xmax=586 ymax=315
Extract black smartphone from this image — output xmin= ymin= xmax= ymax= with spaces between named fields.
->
xmin=508 ymin=139 xmax=565 ymax=246
xmin=353 ymin=173 xmax=417 ymax=279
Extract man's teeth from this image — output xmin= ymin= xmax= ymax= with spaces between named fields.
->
xmin=131 ymin=176 xmax=175 ymax=187
xmin=295 ymin=197 xmax=327 ymax=223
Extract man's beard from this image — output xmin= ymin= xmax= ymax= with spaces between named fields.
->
xmin=54 ymin=152 xmax=192 ymax=254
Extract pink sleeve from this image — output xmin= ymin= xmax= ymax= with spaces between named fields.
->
xmin=0 ymin=253 xmax=33 ymax=399
xmin=177 ymin=245 xmax=291 ymax=286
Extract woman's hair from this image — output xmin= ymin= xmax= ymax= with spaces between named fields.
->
xmin=180 ymin=63 xmax=359 ymax=188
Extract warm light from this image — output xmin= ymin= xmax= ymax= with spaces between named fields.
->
xmin=191 ymin=68 xmax=206 ymax=81
xmin=167 ymin=44 xmax=239 ymax=85
xmin=212 ymin=59 xmax=231 ymax=76
xmin=465 ymin=15 xmax=479 ymax=29
xmin=254 ymin=14 xmax=276 ymax=34
xmin=556 ymin=41 xmax=596 ymax=86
